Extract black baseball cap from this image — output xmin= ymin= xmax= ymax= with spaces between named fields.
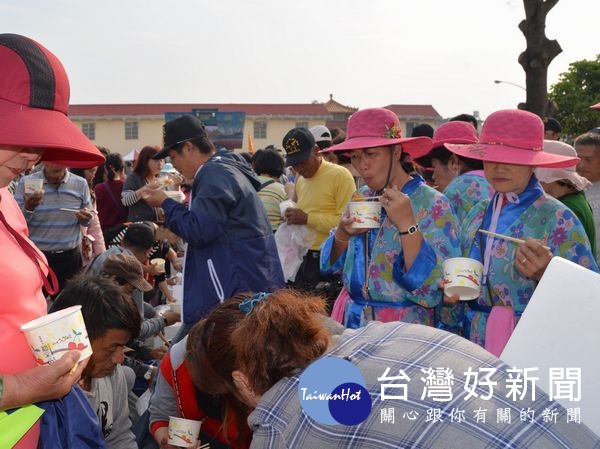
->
xmin=283 ymin=127 xmax=316 ymax=167
xmin=153 ymin=115 xmax=208 ymax=159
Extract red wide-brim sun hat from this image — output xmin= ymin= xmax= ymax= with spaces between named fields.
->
xmin=320 ymin=107 xmax=432 ymax=158
xmin=445 ymin=109 xmax=579 ymax=169
xmin=0 ymin=34 xmax=104 ymax=168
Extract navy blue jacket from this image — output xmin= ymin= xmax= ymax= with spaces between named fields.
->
xmin=162 ymin=150 xmax=284 ymax=324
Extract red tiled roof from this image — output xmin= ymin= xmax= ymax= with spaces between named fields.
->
xmin=383 ymin=104 xmax=441 ymax=118
xmin=324 ymin=95 xmax=357 ymax=114
xmin=68 ymin=103 xmax=330 ymax=117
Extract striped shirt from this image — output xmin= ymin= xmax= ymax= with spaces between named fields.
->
xmin=257 ymin=175 xmax=287 ymax=231
xmin=15 ymin=170 xmax=91 ymax=251
xmin=249 ymin=321 xmax=600 ymax=449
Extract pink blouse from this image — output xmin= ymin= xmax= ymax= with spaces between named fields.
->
xmin=0 ymin=188 xmax=47 ymax=375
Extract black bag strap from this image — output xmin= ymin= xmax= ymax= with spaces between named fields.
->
xmin=259 ymin=179 xmax=276 ymax=191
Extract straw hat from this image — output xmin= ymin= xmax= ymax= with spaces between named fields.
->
xmin=535 ymin=140 xmax=591 ymax=191
xmin=321 ymin=108 xmax=432 ymax=158
xmin=445 ymin=109 xmax=579 ymax=168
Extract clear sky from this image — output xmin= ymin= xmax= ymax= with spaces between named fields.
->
xmin=1 ymin=0 xmax=597 ymax=120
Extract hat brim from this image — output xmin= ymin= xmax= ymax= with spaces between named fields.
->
xmin=131 ymin=277 xmax=154 ymax=292
xmin=444 ymin=143 xmax=579 ymax=168
xmin=431 ymin=137 xmax=478 ymax=149
xmin=0 ymin=98 xmax=105 ymax=168
xmin=591 ymin=102 xmax=600 ymax=110
xmin=321 ymin=136 xmax=432 ymax=159
xmin=535 ymin=167 xmax=591 ymax=191
xmin=285 ymin=149 xmax=312 ymax=167
xmin=153 ymin=146 xmax=173 ymax=160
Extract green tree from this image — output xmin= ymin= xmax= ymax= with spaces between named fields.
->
xmin=549 ymin=55 xmax=600 ymax=138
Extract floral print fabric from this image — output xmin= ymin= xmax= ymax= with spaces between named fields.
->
xmin=455 ymin=182 xmax=599 ymax=347
xmin=321 ymin=177 xmax=461 ymax=328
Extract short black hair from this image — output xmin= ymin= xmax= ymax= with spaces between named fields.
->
xmin=315 ymin=140 xmax=332 ymax=151
xmin=172 ymin=135 xmax=215 ymax=155
xmin=575 ymin=132 xmax=600 ymax=149
xmin=254 ymin=149 xmax=284 ymax=178
xmin=415 ymin=146 xmax=452 ymax=169
xmin=450 ymin=114 xmax=478 ymax=130
xmin=122 ymin=223 xmax=155 ymax=251
xmin=544 ymin=117 xmax=561 ymax=133
xmin=411 ymin=123 xmax=434 ymax=138
xmin=53 ymin=274 xmax=140 ymax=341
xmin=415 ymin=146 xmax=483 ymax=171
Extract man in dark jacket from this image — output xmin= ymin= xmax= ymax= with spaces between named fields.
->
xmin=142 ymin=115 xmax=284 ymax=341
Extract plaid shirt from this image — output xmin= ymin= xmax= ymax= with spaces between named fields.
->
xmin=249 ymin=321 xmax=600 ymax=448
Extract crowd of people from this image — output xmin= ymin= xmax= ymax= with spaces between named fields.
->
xmin=2 ymin=32 xmax=600 ymax=448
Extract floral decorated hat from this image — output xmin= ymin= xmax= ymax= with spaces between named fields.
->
xmin=321 ymin=107 xmax=433 ymax=158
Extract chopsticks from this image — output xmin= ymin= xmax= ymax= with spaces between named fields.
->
xmin=478 ymin=229 xmax=524 ymax=245
xmin=478 ymin=229 xmax=551 ymax=250
xmin=198 ymin=443 xmax=210 ymax=449
xmin=353 ymin=195 xmax=382 ymax=201
xmin=59 ymin=207 xmax=97 ymax=214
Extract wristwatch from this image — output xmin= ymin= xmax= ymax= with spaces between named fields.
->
xmin=399 ymin=223 xmax=419 ymax=236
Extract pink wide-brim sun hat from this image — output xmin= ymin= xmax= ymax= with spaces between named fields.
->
xmin=591 ymin=102 xmax=600 ymax=110
xmin=320 ymin=107 xmax=433 ymax=158
xmin=445 ymin=109 xmax=579 ymax=169
xmin=431 ymin=120 xmax=478 ymax=148
xmin=0 ymin=34 xmax=104 ymax=168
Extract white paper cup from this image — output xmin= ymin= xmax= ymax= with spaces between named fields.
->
xmin=168 ymin=416 xmax=202 ymax=447
xmin=24 ymin=178 xmax=44 ymax=195
xmin=348 ymin=201 xmax=382 ymax=228
xmin=165 ymin=190 xmax=185 ymax=202
xmin=20 ymin=305 xmax=93 ymax=365
xmin=152 ymin=258 xmax=166 ymax=273
xmin=168 ymin=302 xmax=181 ymax=314
xmin=442 ymin=257 xmax=484 ymax=300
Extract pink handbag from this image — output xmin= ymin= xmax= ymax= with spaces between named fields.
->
xmin=485 ymin=306 xmax=516 ymax=357
xmin=330 ymin=287 xmax=350 ymax=324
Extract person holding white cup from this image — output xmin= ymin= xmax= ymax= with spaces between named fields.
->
xmin=320 ymin=108 xmax=461 ymax=329
xmin=0 ymin=33 xmax=105 ymax=447
xmin=441 ymin=110 xmax=598 ymax=350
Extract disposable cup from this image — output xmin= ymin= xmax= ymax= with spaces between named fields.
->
xmin=348 ymin=201 xmax=382 ymax=229
xmin=20 ymin=305 xmax=93 ymax=365
xmin=442 ymin=257 xmax=483 ymax=301
xmin=168 ymin=416 xmax=201 ymax=447
xmin=169 ymin=302 xmax=182 ymax=314
xmin=24 ymin=178 xmax=44 ymax=195
xmin=279 ymin=199 xmax=296 ymax=217
xmin=164 ymin=190 xmax=185 ymax=202
xmin=152 ymin=258 xmax=166 ymax=273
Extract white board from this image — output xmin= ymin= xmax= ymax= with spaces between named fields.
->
xmin=501 ymin=257 xmax=600 ymax=436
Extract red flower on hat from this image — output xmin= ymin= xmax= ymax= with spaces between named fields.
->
xmin=384 ymin=123 xmax=400 ymax=139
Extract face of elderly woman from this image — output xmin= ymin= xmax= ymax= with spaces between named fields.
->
xmin=484 ymin=162 xmax=535 ymax=194
xmin=350 ymin=146 xmax=399 ymax=191
xmin=0 ymin=146 xmax=44 ymax=188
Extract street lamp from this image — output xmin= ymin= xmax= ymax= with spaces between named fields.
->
xmin=493 ymin=80 xmax=526 ymax=91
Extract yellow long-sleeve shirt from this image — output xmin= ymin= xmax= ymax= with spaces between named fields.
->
xmin=296 ymin=160 xmax=356 ymax=250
